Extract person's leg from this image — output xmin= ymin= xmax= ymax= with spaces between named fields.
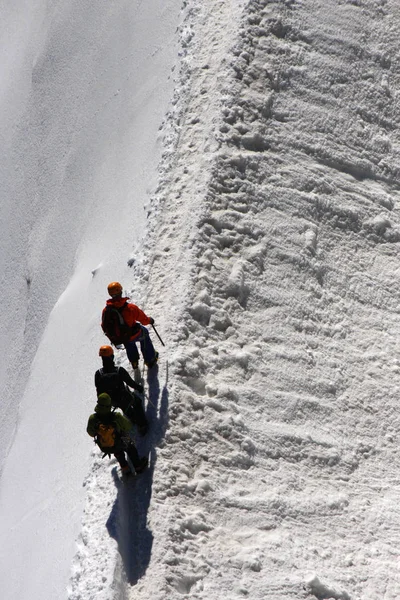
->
xmin=114 ymin=394 xmax=129 ymax=414
xmin=138 ymin=326 xmax=157 ymax=366
xmin=126 ymin=442 xmax=140 ymax=466
xmin=122 ymin=390 xmax=148 ymax=434
xmin=126 ymin=442 xmax=148 ymax=473
xmin=114 ymin=450 xmax=131 ymax=474
xmin=124 ymin=340 xmax=140 ymax=369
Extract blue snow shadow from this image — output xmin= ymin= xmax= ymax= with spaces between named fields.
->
xmin=106 ymin=362 xmax=169 ymax=585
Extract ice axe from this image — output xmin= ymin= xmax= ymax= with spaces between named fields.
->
xmin=152 ymin=323 xmax=165 ymax=347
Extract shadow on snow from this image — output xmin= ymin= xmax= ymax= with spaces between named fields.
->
xmin=106 ymin=361 xmax=169 ymax=585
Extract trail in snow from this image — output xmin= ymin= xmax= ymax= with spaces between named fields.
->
xmin=0 ymin=1 xmax=183 ymax=599
xmin=71 ymin=1 xmax=400 ymax=599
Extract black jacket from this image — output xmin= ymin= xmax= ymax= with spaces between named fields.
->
xmin=95 ymin=365 xmax=142 ymax=399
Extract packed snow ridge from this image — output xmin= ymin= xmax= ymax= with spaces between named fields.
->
xmin=71 ymin=1 xmax=400 ymax=599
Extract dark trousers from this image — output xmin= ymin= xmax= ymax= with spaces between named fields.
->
xmin=124 ymin=325 xmax=156 ymax=364
xmin=114 ymin=442 xmax=140 ymax=469
xmin=117 ymin=390 xmax=147 ymax=429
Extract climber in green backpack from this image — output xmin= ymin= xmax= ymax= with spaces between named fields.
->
xmin=86 ymin=393 xmax=148 ymax=476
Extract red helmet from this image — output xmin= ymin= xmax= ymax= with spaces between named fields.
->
xmin=99 ymin=345 xmax=114 ymax=357
xmin=107 ymin=281 xmax=122 ymax=297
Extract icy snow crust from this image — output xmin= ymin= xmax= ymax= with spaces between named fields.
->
xmin=69 ymin=1 xmax=400 ymax=599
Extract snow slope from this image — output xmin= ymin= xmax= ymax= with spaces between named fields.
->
xmin=0 ymin=1 xmax=182 ymax=599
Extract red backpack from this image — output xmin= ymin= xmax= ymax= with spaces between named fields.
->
xmin=102 ymin=303 xmax=132 ymax=344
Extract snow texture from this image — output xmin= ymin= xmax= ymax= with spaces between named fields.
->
xmin=3 ymin=0 xmax=400 ymax=599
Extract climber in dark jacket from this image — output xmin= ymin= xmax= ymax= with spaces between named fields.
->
xmin=95 ymin=345 xmax=148 ymax=435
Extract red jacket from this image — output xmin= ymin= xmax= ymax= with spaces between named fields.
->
xmin=101 ymin=297 xmax=151 ymax=343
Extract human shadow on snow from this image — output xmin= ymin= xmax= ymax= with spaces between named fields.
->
xmin=106 ymin=362 xmax=169 ymax=585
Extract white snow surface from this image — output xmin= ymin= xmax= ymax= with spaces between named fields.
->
xmin=0 ymin=0 xmax=182 ymax=598
xmin=3 ymin=1 xmax=400 ymax=599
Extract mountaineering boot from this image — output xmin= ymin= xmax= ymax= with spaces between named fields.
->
xmin=145 ymin=351 xmax=159 ymax=369
xmin=134 ymin=456 xmax=148 ymax=474
xmin=121 ymin=464 xmax=132 ymax=477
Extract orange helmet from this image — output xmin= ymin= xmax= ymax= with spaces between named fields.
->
xmin=99 ymin=345 xmax=114 ymax=357
xmin=107 ymin=281 xmax=123 ymax=297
